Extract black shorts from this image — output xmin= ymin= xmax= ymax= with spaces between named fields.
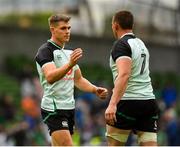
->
xmin=41 ymin=109 xmax=75 ymax=136
xmin=108 ymin=99 xmax=159 ymax=132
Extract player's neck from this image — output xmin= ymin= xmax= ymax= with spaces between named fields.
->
xmin=118 ymin=30 xmax=133 ymax=39
xmin=50 ymin=37 xmax=65 ymax=48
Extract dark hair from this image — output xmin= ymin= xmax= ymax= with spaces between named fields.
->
xmin=113 ymin=10 xmax=133 ymax=29
xmin=48 ymin=14 xmax=71 ymax=27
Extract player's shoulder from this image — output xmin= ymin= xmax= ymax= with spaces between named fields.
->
xmin=118 ymin=34 xmax=136 ymax=44
xmin=37 ymin=41 xmax=57 ymax=55
xmin=36 ymin=42 xmax=47 ymax=53
xmin=38 ymin=41 xmax=55 ymax=51
xmin=112 ymin=34 xmax=136 ymax=50
xmin=35 ymin=42 xmax=53 ymax=60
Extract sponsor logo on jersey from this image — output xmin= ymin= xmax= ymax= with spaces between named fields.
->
xmin=62 ymin=69 xmax=73 ymax=80
xmin=62 ymin=77 xmax=74 ymax=80
xmin=57 ymin=55 xmax=62 ymax=60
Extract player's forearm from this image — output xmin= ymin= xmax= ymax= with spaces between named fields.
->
xmin=46 ymin=63 xmax=73 ymax=84
xmin=109 ymin=74 xmax=129 ymax=106
xmin=75 ymin=77 xmax=97 ymax=93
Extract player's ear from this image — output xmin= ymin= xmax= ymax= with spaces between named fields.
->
xmin=114 ymin=22 xmax=119 ymax=31
xmin=112 ymin=22 xmax=117 ymax=30
xmin=50 ymin=27 xmax=55 ymax=34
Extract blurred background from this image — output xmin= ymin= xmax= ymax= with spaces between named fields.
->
xmin=0 ymin=0 xmax=180 ymax=146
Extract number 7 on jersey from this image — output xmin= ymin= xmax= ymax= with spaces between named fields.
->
xmin=140 ymin=53 xmax=146 ymax=75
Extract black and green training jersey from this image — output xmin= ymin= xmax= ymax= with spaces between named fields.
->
xmin=110 ymin=33 xmax=155 ymax=100
xmin=35 ymin=40 xmax=79 ymax=111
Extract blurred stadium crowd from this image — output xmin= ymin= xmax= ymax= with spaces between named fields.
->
xmin=0 ymin=0 xmax=180 ymax=146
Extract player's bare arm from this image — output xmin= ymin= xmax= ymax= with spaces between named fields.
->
xmin=74 ymin=68 xmax=108 ymax=99
xmin=105 ymin=57 xmax=132 ymax=125
xmin=42 ymin=48 xmax=82 ymax=84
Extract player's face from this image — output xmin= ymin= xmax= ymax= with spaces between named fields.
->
xmin=52 ymin=21 xmax=71 ymax=43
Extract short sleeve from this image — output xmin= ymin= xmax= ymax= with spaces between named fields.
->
xmin=111 ymin=40 xmax=132 ymax=62
xmin=35 ymin=47 xmax=53 ymax=67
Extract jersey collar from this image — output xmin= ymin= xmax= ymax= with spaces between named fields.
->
xmin=120 ymin=32 xmax=135 ymax=39
xmin=47 ymin=39 xmax=64 ymax=50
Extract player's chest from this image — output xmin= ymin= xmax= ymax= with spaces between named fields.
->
xmin=53 ymin=50 xmax=70 ymax=67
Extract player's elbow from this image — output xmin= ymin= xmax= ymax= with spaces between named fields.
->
xmin=118 ymin=72 xmax=130 ymax=81
xmin=74 ymin=78 xmax=81 ymax=89
xmin=47 ymin=79 xmax=55 ymax=84
xmin=47 ymin=78 xmax=55 ymax=84
xmin=46 ymin=75 xmax=56 ymax=84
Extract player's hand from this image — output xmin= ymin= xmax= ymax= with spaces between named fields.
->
xmin=95 ymin=87 xmax=108 ymax=99
xmin=105 ymin=104 xmax=117 ymax=125
xmin=69 ymin=48 xmax=83 ymax=67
